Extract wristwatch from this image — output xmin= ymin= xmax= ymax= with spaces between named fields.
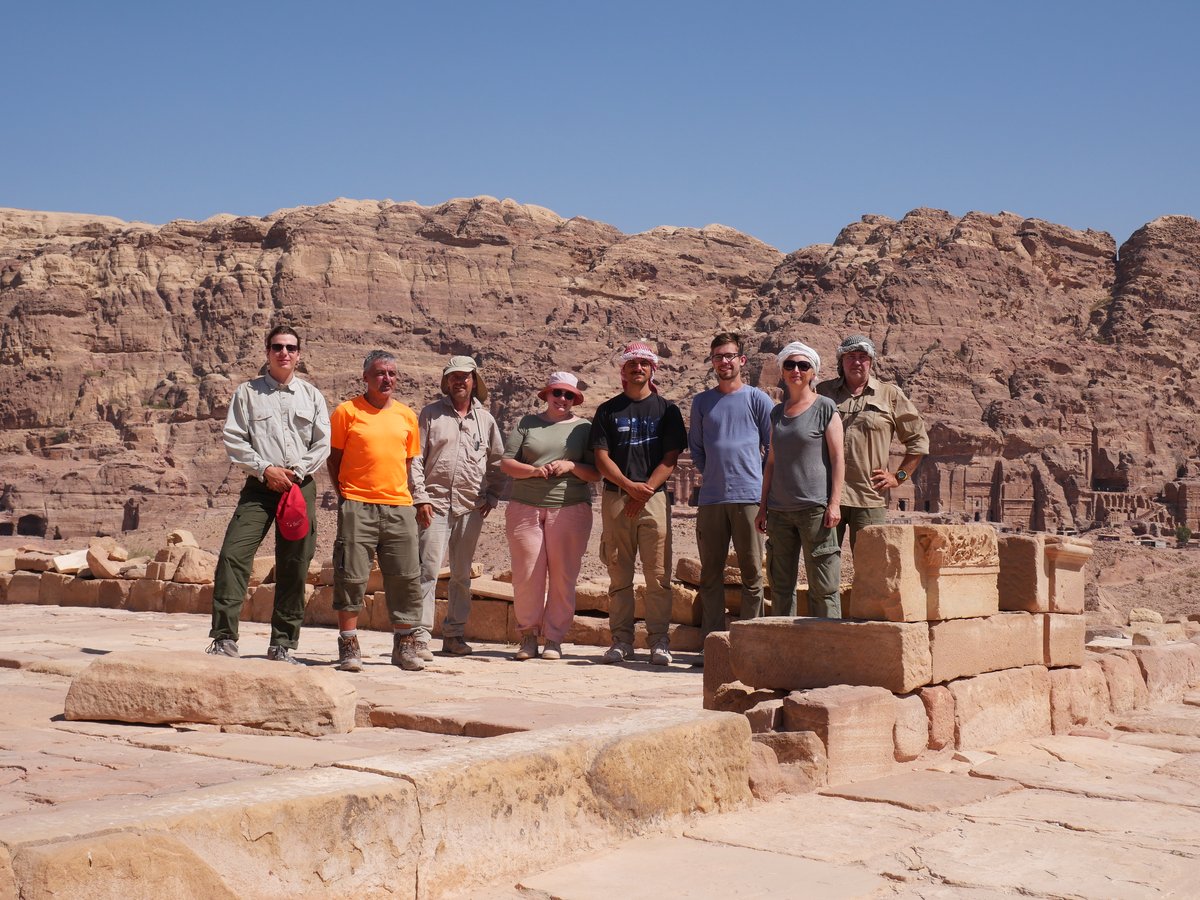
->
xmin=895 ymin=470 xmax=908 ymax=483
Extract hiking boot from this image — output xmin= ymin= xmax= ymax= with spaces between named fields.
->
xmin=205 ymin=638 xmax=239 ymax=658
xmin=267 ymin=645 xmax=304 ymax=665
xmin=514 ymin=633 xmax=539 ymax=661
xmin=650 ymin=640 xmax=673 ymax=667
xmin=602 ymin=641 xmax=633 ymax=664
xmin=416 ymin=640 xmax=434 ymax=662
xmin=440 ymin=636 xmax=473 ymax=656
xmin=541 ymin=640 xmax=562 ymax=661
xmin=336 ymin=635 xmax=362 ymax=672
xmin=392 ymin=633 xmax=425 ymax=671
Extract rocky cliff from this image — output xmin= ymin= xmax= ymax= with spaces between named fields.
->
xmin=1 ymin=197 xmax=1197 ymax=540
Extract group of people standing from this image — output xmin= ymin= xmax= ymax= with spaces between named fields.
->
xmin=204 ymin=325 xmax=927 ymax=672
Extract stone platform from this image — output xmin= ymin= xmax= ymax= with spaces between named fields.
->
xmin=0 ymin=605 xmax=744 ymax=898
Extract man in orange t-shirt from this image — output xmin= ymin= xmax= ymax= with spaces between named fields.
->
xmin=327 ymin=350 xmax=424 ymax=672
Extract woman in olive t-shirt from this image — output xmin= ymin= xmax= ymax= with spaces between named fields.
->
xmin=501 ymin=372 xmax=601 ymax=661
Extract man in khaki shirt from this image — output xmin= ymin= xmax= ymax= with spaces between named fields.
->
xmin=817 ymin=335 xmax=928 ymax=549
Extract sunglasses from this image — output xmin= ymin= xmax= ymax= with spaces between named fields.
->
xmin=549 ymin=389 xmax=577 ymax=400
xmin=269 ymin=343 xmax=299 ymax=354
xmin=710 ymin=353 xmax=741 ymax=363
xmin=782 ymin=359 xmax=812 ymax=371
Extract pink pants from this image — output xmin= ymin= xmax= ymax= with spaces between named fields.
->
xmin=505 ymin=500 xmax=593 ymax=642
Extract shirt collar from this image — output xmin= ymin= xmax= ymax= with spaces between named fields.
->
xmin=264 ymin=372 xmax=295 ymax=392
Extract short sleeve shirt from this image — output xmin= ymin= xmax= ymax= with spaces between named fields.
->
xmin=504 ymin=415 xmax=594 ymax=507
xmin=330 ymin=396 xmax=421 ymax=506
xmin=589 ymin=393 xmax=687 ymax=490
xmin=767 ymin=396 xmax=837 ymax=510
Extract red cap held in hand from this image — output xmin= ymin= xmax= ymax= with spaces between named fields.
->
xmin=276 ymin=483 xmax=309 ymax=541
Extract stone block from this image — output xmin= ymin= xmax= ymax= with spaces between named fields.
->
xmin=702 ymin=631 xmax=734 ymax=710
xmin=1042 ymin=613 xmax=1086 ymax=667
xmin=745 ymin=699 xmax=783 ymax=733
xmin=634 ymin=580 xmax=701 ymax=626
xmin=96 ymin=578 xmax=132 ymax=609
xmin=929 ymin=612 xmax=1041 ymax=683
xmin=997 ymin=534 xmax=1092 ymax=614
xmin=166 ymin=529 xmax=198 ymax=546
xmin=730 ymin=616 xmax=931 ymax=694
xmin=1129 ymin=607 xmax=1163 ymax=624
xmin=173 ymin=547 xmax=217 ymax=584
xmin=52 ymin=549 xmax=91 ymax=575
xmin=163 ymin=582 xmax=213 ymax=615
xmin=304 ymin=585 xmax=337 ymax=627
xmin=65 ymin=649 xmax=357 ymax=735
xmin=15 ymin=551 xmax=55 ymax=572
xmin=6 ymin=571 xmax=41 ymax=605
xmin=574 ymin=581 xmax=609 ymax=613
xmin=752 ymin=731 xmax=827 ymax=787
xmin=710 ymin=681 xmax=788 ymax=715
xmin=128 ymin=579 xmax=166 ymax=613
xmin=86 ymin=546 xmax=123 ymax=579
xmin=1095 ymin=649 xmax=1149 ymax=713
xmin=145 ymin=560 xmax=178 ymax=581
xmin=38 ymin=571 xmax=73 ymax=605
xmin=1133 ymin=631 xmax=1170 ymax=646
xmin=58 ymin=576 xmax=101 ymax=608
xmin=675 ymin=556 xmax=742 ymax=587
xmin=849 ymin=524 xmax=999 ymax=623
xmin=465 ymin=597 xmax=517 ymax=643
xmin=894 ymin=693 xmax=929 ymax=761
xmin=948 ymin=665 xmax=1052 ymax=750
xmin=919 ymin=685 xmax=955 ymax=750
xmin=1045 ymin=537 xmax=1092 ymax=614
xmin=1129 ymin=644 xmax=1200 ymax=704
xmin=997 ymin=534 xmax=1047 ymax=612
xmin=1049 ymin=664 xmax=1111 ymax=733
xmin=363 ymin=590 xmax=392 ymax=632
xmin=306 ymin=557 xmax=323 ymax=585
xmin=0 ymin=571 xmax=9 ymax=602
xmin=782 ymin=685 xmax=897 ymax=784
xmin=0 ymin=547 xmax=15 ymax=571
xmin=247 ymin=556 xmax=275 ymax=586
xmin=246 ymin=583 xmax=276 ymax=623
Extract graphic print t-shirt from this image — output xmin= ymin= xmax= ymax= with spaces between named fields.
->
xmin=589 ymin=393 xmax=687 ymax=491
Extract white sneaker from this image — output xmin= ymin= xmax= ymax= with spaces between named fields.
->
xmin=650 ymin=641 xmax=672 ymax=666
xmin=514 ymin=633 xmax=539 ymax=661
xmin=602 ymin=641 xmax=633 ymax=664
xmin=541 ymin=641 xmax=562 ymax=660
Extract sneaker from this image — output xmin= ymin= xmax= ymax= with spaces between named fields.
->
xmin=440 ymin=636 xmax=473 ymax=656
xmin=392 ymin=633 xmax=425 ymax=671
xmin=514 ymin=633 xmax=539 ymax=661
xmin=650 ymin=641 xmax=673 ymax=667
xmin=205 ymin=638 xmax=239 ymax=658
xmin=690 ymin=648 xmax=705 ymax=669
xmin=541 ymin=640 xmax=562 ymax=661
xmin=416 ymin=640 xmax=435 ymax=662
xmin=602 ymin=641 xmax=633 ymax=664
xmin=336 ymin=635 xmax=362 ymax=672
xmin=267 ymin=645 xmax=304 ymax=665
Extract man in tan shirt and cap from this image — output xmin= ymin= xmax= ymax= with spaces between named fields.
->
xmin=817 ymin=335 xmax=929 ymax=550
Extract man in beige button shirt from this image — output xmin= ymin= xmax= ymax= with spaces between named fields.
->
xmin=817 ymin=335 xmax=928 ymax=550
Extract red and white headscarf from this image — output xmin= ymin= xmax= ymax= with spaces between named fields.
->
xmin=618 ymin=341 xmax=660 ymax=393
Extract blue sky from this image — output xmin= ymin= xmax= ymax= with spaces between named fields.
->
xmin=4 ymin=1 xmax=1196 ymax=252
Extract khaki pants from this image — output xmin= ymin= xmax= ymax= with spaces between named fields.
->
xmin=600 ymin=489 xmax=672 ymax=646
xmin=332 ymin=499 xmax=421 ymax=628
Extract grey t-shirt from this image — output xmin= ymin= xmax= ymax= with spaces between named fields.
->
xmin=767 ymin=396 xmax=836 ymax=511
xmin=504 ymin=415 xmax=594 ymax=508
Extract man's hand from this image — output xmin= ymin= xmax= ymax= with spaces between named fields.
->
xmin=755 ymin=506 xmax=768 ymax=534
xmin=479 ymin=500 xmax=497 ymax=519
xmin=623 ymin=497 xmax=646 ymax=519
xmin=625 ymin=482 xmax=655 ymax=504
xmin=416 ymin=503 xmax=434 ymax=529
xmin=870 ymin=468 xmax=900 ymax=491
xmin=264 ymin=465 xmax=295 ymax=493
xmin=823 ymin=505 xmax=842 ymax=529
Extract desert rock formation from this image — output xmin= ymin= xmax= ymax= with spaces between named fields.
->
xmin=1 ymin=198 xmax=1198 ymax=540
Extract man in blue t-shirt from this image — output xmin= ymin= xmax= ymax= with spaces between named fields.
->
xmin=688 ymin=333 xmax=774 ymax=647
xmin=590 ymin=341 xmax=687 ymax=666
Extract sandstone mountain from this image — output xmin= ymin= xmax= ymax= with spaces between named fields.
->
xmin=1 ymin=197 xmax=1197 ymax=541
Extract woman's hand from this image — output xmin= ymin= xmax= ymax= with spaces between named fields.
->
xmin=823 ymin=505 xmax=841 ymax=529
xmin=755 ymin=506 xmax=768 ymax=534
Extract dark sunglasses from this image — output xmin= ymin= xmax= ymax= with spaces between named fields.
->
xmin=549 ymin=389 xmax=577 ymax=400
xmin=269 ymin=343 xmax=299 ymax=354
xmin=782 ymin=359 xmax=812 ymax=371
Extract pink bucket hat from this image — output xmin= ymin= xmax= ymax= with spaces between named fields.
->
xmin=537 ymin=371 xmax=584 ymax=406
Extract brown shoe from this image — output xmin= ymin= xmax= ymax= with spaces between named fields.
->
xmin=416 ymin=640 xmax=434 ymax=662
xmin=336 ymin=634 xmax=362 ymax=672
xmin=392 ymin=632 xmax=425 ymax=671
xmin=440 ymin=636 xmax=473 ymax=656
